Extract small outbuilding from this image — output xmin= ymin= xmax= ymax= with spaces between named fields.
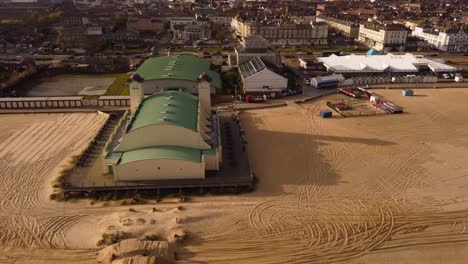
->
xmin=402 ymin=89 xmax=414 ymax=96
xmin=310 ymin=74 xmax=345 ymax=89
xmin=320 ymin=110 xmax=332 ymax=118
xmin=238 ymin=56 xmax=288 ymax=97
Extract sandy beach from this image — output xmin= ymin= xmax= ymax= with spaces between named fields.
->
xmin=1 ymin=89 xmax=468 ymax=263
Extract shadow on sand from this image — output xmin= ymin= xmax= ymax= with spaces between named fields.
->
xmin=240 ymin=112 xmax=396 ymax=195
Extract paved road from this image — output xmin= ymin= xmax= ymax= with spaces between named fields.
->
xmin=368 ymin=82 xmax=468 ymax=89
xmin=303 ymin=87 xmax=337 ymax=98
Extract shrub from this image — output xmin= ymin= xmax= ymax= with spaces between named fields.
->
xmin=144 ymin=234 xmax=161 ymax=241
xmin=96 ymin=230 xmax=127 ymax=247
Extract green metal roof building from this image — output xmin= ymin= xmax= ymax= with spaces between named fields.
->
xmin=136 ymin=55 xmax=222 ymax=93
xmin=127 ymin=91 xmax=199 ymax=132
xmin=104 ymin=79 xmax=221 ymax=181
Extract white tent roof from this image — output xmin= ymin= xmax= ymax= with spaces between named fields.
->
xmin=318 ymin=53 xmax=458 ymax=73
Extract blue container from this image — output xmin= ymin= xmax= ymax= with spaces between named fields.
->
xmin=320 ymin=110 xmax=332 ymax=118
xmin=402 ymin=89 xmax=414 ymax=96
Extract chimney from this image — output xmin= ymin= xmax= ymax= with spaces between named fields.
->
xmin=197 ymin=72 xmax=212 ymax=114
xmin=130 ymin=73 xmax=144 ymax=114
xmin=196 ymin=73 xmax=212 ymax=140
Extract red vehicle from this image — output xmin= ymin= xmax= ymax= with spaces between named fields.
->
xmin=339 ymin=87 xmax=371 ymax=99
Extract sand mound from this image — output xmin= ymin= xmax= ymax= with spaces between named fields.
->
xmin=112 ymin=255 xmax=174 ymax=264
xmin=97 ymin=238 xmax=175 ymax=264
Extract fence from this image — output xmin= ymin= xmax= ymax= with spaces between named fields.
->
xmin=343 ymin=75 xmax=437 ymax=87
xmin=0 ymin=97 xmax=84 ymax=109
xmin=62 ymin=114 xmax=113 ymax=186
xmin=0 ymin=96 xmax=130 ymax=109
xmin=103 ymin=110 xmax=129 ymax=153
xmin=98 ymin=96 xmax=130 ymax=107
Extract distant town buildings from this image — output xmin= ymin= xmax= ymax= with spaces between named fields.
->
xmin=0 ymin=0 xmax=467 ymax=73
xmin=358 ymin=23 xmax=411 ymax=52
xmin=194 ymin=7 xmax=233 ymax=26
xmin=170 ymin=17 xmax=198 ymax=31
xmin=233 ymin=35 xmax=282 ymax=69
xmin=232 ymin=16 xmax=328 ymax=47
xmin=0 ymin=39 xmax=16 ymax=54
xmin=60 ymin=26 xmax=141 ymax=50
xmin=413 ymin=25 xmax=468 ymax=52
xmin=127 ymin=17 xmax=165 ymax=34
xmin=316 ymin=15 xmax=359 ymax=38
xmin=173 ymin=22 xmax=211 ymax=42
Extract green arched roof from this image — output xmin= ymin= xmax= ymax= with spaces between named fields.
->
xmin=136 ymin=55 xmax=221 ymax=88
xmin=126 ymin=90 xmax=198 ymax=132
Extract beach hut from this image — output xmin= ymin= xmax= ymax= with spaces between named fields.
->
xmin=366 ymin=49 xmax=379 ymax=56
xmin=402 ymin=89 xmax=414 ymax=96
xmin=320 ymin=110 xmax=332 ymax=118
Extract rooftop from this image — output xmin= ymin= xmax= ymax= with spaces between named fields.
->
xmin=126 ymin=90 xmax=198 ymax=132
xmin=317 ymin=14 xmax=359 ymax=27
xmin=239 ymin=56 xmax=266 ymax=79
xmin=136 ymin=55 xmax=221 ymax=88
xmin=362 ymin=23 xmax=411 ymax=32
xmin=235 ymin=46 xmax=273 ymax=54
xmin=318 ymin=53 xmax=458 ymax=73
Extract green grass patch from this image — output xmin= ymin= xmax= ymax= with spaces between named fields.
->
xmin=105 ymin=73 xmax=130 ymax=96
xmin=204 ymin=47 xmax=223 ymax=53
xmin=173 ymin=47 xmax=198 ymax=53
xmin=275 ymin=46 xmax=369 ymax=54
xmin=103 ymin=49 xmax=146 ymax=55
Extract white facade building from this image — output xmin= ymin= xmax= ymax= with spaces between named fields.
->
xmin=316 ymin=15 xmax=359 ymax=38
xmin=413 ymin=25 xmax=468 ymax=52
xmin=169 ymin=17 xmax=196 ymax=31
xmin=358 ymin=23 xmax=410 ymax=51
xmin=231 ymin=17 xmax=328 ymax=46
